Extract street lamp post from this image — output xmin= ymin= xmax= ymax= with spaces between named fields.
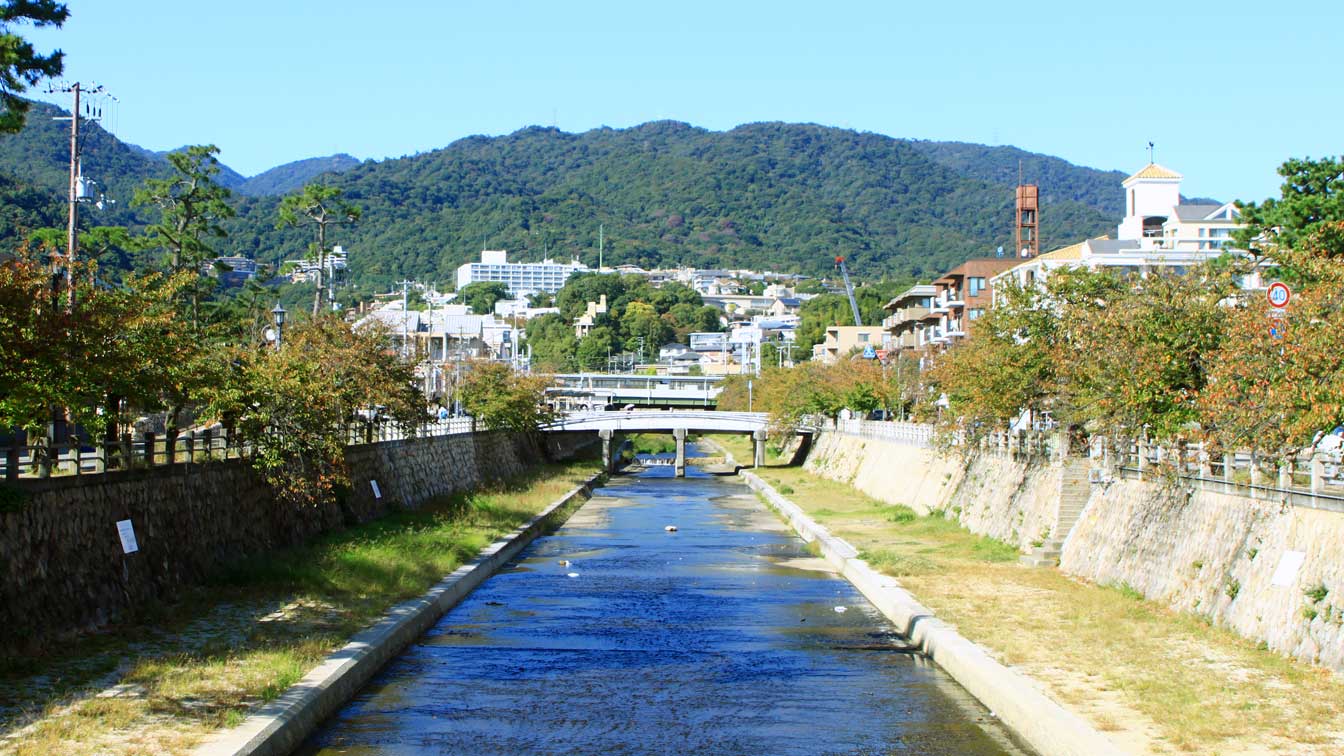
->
xmin=271 ymin=302 xmax=287 ymax=351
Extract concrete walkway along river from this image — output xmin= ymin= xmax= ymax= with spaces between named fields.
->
xmin=298 ymin=446 xmax=1034 ymax=755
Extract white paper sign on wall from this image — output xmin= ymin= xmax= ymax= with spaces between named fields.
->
xmin=1271 ymin=550 xmax=1306 ymax=587
xmin=116 ymin=519 xmax=139 ymax=554
xmin=370 ymin=480 xmax=382 ymax=499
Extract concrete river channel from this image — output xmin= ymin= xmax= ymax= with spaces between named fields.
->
xmin=299 ymin=446 xmax=1034 ymax=755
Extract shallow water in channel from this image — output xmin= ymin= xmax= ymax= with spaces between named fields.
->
xmin=298 ymin=446 xmax=1033 ymax=755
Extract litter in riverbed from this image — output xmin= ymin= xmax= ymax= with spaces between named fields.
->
xmin=558 ymin=560 xmax=571 ymax=567
xmin=567 ymin=572 xmax=580 ymax=578
xmin=665 ymin=525 xmax=678 ymax=532
xmin=834 ymin=606 xmax=847 ymax=613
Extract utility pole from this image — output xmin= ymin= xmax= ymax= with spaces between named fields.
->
xmin=396 ymin=279 xmax=415 ymax=359
xmin=48 ymin=81 xmax=109 ymax=311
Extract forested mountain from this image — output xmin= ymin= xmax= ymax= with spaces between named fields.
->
xmin=237 ymin=154 xmax=360 ymax=196
xmin=0 ymin=102 xmax=357 ymax=200
xmin=220 ymin=121 xmax=1122 ymax=287
xmin=0 ymin=108 xmax=1132 ymax=287
xmin=906 ymin=140 xmax=1129 ymax=218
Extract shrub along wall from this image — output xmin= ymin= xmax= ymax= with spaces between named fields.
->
xmin=0 ymin=430 xmax=596 ymax=651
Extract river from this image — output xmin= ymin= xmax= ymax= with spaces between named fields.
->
xmin=298 ymin=448 xmax=1033 ymax=755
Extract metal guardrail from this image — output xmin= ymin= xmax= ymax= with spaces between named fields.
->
xmin=1 ymin=417 xmax=479 ymax=481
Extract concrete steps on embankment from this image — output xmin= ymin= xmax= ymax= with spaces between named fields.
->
xmin=1020 ymin=459 xmax=1093 ymax=567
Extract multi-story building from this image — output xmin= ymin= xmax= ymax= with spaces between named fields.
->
xmin=573 ymin=295 xmax=608 ymax=338
xmin=881 ymin=259 xmax=1018 ymax=352
xmin=201 ymin=256 xmax=259 ymax=286
xmin=881 ymin=284 xmax=936 ymax=350
xmin=995 ymin=163 xmax=1258 ymax=291
xmin=285 ymin=245 xmax=348 ymax=284
xmin=455 ymin=249 xmax=588 ymax=297
xmin=814 ymin=325 xmax=886 ymax=364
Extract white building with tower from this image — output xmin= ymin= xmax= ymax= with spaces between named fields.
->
xmin=455 ymin=249 xmax=588 ymax=297
xmin=994 ymin=161 xmax=1260 ymax=292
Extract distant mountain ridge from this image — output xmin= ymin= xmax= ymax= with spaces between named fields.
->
xmin=0 ymin=105 xmax=1139 ymax=285
xmin=0 ymin=101 xmax=359 ymax=198
xmin=217 ymin=120 xmax=1123 ymax=284
xmin=237 ymin=154 xmax=361 ymax=196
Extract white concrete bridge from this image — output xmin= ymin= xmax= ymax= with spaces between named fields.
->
xmin=544 ymin=410 xmax=770 ymax=476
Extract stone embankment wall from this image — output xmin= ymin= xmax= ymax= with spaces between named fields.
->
xmin=0 ymin=430 xmax=596 ymax=650
xmin=803 ymin=431 xmax=1344 ymax=671
xmin=803 ymin=432 xmax=1062 ymax=551
xmin=1062 ymin=479 xmax=1344 ymax=671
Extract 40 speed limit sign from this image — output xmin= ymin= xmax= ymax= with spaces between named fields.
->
xmin=1267 ymin=282 xmax=1291 ymax=309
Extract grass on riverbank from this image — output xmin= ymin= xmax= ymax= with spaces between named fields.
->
xmin=0 ymin=459 xmax=601 ymax=756
xmin=711 ymin=434 xmax=1344 ymax=755
xmin=624 ymin=432 xmax=695 ymax=456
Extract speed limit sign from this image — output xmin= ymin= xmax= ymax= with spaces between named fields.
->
xmin=1267 ymin=282 xmax=1291 ymax=308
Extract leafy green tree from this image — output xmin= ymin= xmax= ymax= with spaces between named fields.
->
xmin=925 ymin=270 xmax=1108 ymax=442
xmin=0 ymin=1 xmax=67 ymax=132
xmin=1064 ymin=268 xmax=1233 ymax=441
xmin=457 ymin=361 xmax=555 ymax=435
xmin=206 ymin=316 xmax=422 ymax=508
xmin=277 ymin=182 xmax=361 ymax=315
xmin=524 ymin=312 xmax=577 ymax=371
xmin=458 ymin=281 xmax=510 ymax=314
xmin=135 ymin=146 xmax=234 ymax=273
xmin=132 ymin=145 xmax=235 ymax=329
xmin=555 ymin=272 xmax=628 ymax=320
xmin=129 ymin=146 xmax=240 ymax=448
xmin=576 ymin=326 xmax=615 ymax=370
xmin=0 ymin=249 xmax=194 ymax=442
xmin=619 ymin=300 xmax=672 ymax=354
xmin=1235 ymin=156 xmax=1344 ymax=259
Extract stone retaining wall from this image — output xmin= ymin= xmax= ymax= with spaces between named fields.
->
xmin=803 ymin=431 xmax=1344 ymax=671
xmin=1062 ymin=479 xmax=1344 ymax=671
xmin=0 ymin=430 xmax=596 ymax=651
xmin=803 ymin=432 xmax=1061 ymax=551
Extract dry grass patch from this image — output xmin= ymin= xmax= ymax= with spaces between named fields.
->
xmin=0 ymin=460 xmax=600 ymax=756
xmin=718 ymin=434 xmax=1344 ymax=755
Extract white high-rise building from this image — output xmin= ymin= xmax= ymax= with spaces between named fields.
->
xmin=455 ymin=249 xmax=587 ymax=297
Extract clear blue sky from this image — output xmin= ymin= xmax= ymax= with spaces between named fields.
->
xmin=25 ymin=0 xmax=1342 ymax=204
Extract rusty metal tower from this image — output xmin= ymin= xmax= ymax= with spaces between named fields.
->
xmin=1015 ymin=182 xmax=1039 ymax=258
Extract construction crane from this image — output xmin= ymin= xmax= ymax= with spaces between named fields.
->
xmin=834 ymin=256 xmax=862 ymax=326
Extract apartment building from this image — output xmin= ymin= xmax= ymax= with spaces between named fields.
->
xmin=814 ymin=325 xmax=886 ymax=364
xmin=882 ymin=259 xmax=1018 ymax=352
xmin=881 ymin=284 xmax=936 ymax=350
xmin=455 ymin=249 xmax=588 ymax=297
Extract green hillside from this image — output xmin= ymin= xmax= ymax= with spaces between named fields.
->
xmin=0 ymin=111 xmax=1128 ymax=286
xmin=221 ymin=121 xmax=1120 ymax=287
xmin=238 ymin=153 xmax=360 ymax=196
xmin=906 ymin=140 xmax=1129 ymax=218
